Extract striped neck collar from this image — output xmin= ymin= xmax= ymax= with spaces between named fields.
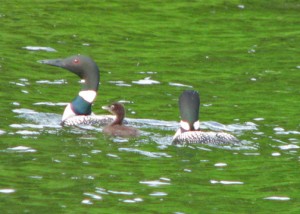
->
xmin=180 ymin=120 xmax=200 ymax=131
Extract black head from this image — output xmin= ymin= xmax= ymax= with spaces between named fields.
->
xmin=178 ymin=90 xmax=200 ymax=127
xmin=102 ymin=102 xmax=125 ymax=124
xmin=38 ymin=55 xmax=100 ymax=91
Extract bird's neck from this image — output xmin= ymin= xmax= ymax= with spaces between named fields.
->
xmin=79 ymin=90 xmax=97 ymax=103
xmin=81 ymin=71 xmax=100 ymax=91
xmin=111 ymin=114 xmax=124 ymax=126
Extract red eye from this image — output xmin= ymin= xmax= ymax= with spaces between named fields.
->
xmin=73 ymin=58 xmax=80 ymax=64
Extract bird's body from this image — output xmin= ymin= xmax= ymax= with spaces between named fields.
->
xmin=102 ymin=102 xmax=139 ymax=138
xmin=103 ymin=124 xmax=139 ymax=138
xmin=172 ymin=90 xmax=239 ymax=145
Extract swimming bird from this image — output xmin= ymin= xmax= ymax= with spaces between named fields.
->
xmin=172 ymin=90 xmax=239 ymax=145
xmin=38 ymin=55 xmax=113 ymax=126
xmin=102 ymin=102 xmax=139 ymax=138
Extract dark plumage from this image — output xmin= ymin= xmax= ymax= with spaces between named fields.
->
xmin=102 ymin=103 xmax=139 ymax=138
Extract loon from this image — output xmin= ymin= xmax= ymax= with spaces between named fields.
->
xmin=102 ymin=102 xmax=139 ymax=138
xmin=172 ymin=90 xmax=239 ymax=145
xmin=38 ymin=55 xmax=113 ymax=126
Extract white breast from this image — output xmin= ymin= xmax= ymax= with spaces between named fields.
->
xmin=62 ymin=103 xmax=76 ymax=121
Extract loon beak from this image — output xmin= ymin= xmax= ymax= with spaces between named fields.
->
xmin=102 ymin=105 xmax=114 ymax=115
xmin=37 ymin=58 xmax=64 ymax=68
xmin=102 ymin=105 xmax=110 ymax=111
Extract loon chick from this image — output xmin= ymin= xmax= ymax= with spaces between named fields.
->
xmin=102 ymin=102 xmax=139 ymax=138
xmin=38 ymin=55 xmax=113 ymax=126
xmin=172 ymin=90 xmax=239 ymax=145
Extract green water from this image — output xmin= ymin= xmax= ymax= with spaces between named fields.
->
xmin=1 ymin=0 xmax=299 ymax=213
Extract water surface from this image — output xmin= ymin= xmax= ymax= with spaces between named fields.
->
xmin=1 ymin=0 xmax=299 ymax=213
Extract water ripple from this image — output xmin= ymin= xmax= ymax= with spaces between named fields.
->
xmin=12 ymin=108 xmax=61 ymax=128
xmin=33 ymin=102 xmax=67 ymax=106
xmin=132 ymin=77 xmax=160 ymax=85
xmin=23 ymin=46 xmax=57 ymax=52
xmin=10 ymin=124 xmax=45 ymax=129
xmin=81 ymin=199 xmax=93 ymax=205
xmin=264 ymin=196 xmax=290 ymax=201
xmin=15 ymin=130 xmax=40 ymax=135
xmin=122 ymin=198 xmax=143 ymax=203
xmin=95 ymin=187 xmax=109 ymax=195
xmin=119 ymin=147 xmax=172 ymax=158
xmin=214 ymin=163 xmax=227 ymax=167
xmin=6 ymin=146 xmax=36 ymax=153
xmin=13 ymin=108 xmax=254 ymax=134
xmin=149 ymin=192 xmax=168 ymax=196
xmin=108 ymin=80 xmax=131 ymax=87
xmin=210 ymin=180 xmax=244 ymax=185
xmin=106 ymin=153 xmax=120 ymax=159
xmin=274 ymin=127 xmax=300 ymax=135
xmin=36 ymin=79 xmax=66 ymax=84
xmin=169 ymin=82 xmax=193 ymax=88
xmin=0 ymin=189 xmax=16 ymax=194
xmin=278 ymin=144 xmax=299 ymax=150
xmin=107 ymin=190 xmax=134 ymax=195
xmin=140 ymin=178 xmax=171 ymax=187
xmin=83 ymin=192 xmax=102 ymax=200
xmin=11 ymin=108 xmax=256 ymax=148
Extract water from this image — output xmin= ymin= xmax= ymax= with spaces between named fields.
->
xmin=1 ymin=0 xmax=299 ymax=213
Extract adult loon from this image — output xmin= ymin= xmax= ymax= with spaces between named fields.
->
xmin=38 ymin=55 xmax=113 ymax=126
xmin=172 ymin=90 xmax=239 ymax=145
xmin=102 ymin=102 xmax=139 ymax=138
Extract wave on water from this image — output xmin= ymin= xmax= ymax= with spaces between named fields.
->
xmin=11 ymin=108 xmax=257 ymax=149
xmin=12 ymin=108 xmax=61 ymax=128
